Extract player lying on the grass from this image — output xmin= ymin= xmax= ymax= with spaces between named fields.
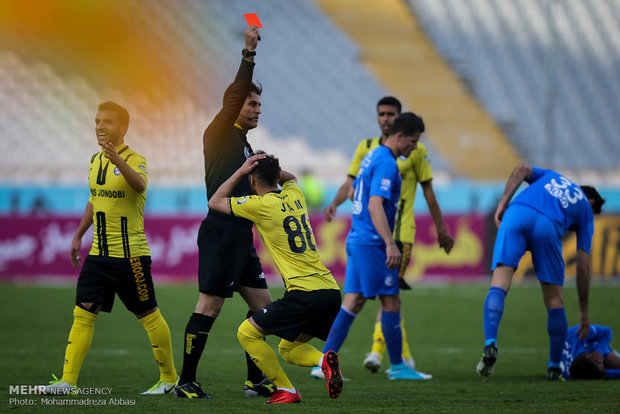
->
xmin=40 ymin=101 xmax=177 ymax=395
xmin=477 ymin=164 xmax=605 ymax=380
xmin=208 ymin=152 xmax=343 ymax=404
xmin=561 ymin=324 xmax=620 ymax=380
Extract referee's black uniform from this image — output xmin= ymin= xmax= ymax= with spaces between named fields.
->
xmin=198 ymin=57 xmax=265 ymax=297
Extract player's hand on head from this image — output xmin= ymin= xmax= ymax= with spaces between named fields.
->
xmin=244 ymin=26 xmax=260 ymax=51
xmin=240 ymin=153 xmax=267 ymax=174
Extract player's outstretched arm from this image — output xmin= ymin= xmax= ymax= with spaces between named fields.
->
xmin=208 ymin=153 xmax=268 ymax=214
xmin=70 ymin=201 xmax=94 ymax=269
xmin=368 ymin=195 xmax=401 ymax=269
xmin=575 ymin=248 xmax=591 ymax=340
xmin=323 ymin=176 xmax=355 ymax=222
xmin=495 ymin=164 xmax=533 ymax=227
xmin=421 ymin=180 xmax=454 ymax=253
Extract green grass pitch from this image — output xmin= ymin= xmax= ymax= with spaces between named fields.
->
xmin=1 ymin=283 xmax=619 ymax=413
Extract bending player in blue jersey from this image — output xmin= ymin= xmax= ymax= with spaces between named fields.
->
xmin=561 ymin=324 xmax=620 ymax=380
xmin=312 ymin=112 xmax=431 ymax=380
xmin=477 ymin=164 xmax=605 ymax=380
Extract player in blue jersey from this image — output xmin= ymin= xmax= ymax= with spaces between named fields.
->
xmin=312 ymin=112 xmax=431 ymax=381
xmin=476 ymin=164 xmax=605 ymax=380
xmin=560 ymin=324 xmax=620 ymax=380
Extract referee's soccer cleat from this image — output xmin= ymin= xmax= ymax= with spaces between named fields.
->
xmin=363 ymin=352 xmax=381 ymax=373
xmin=243 ymin=378 xmax=276 ymax=397
xmin=310 ymin=366 xmax=325 ymax=379
xmin=546 ymin=367 xmax=564 ymax=381
xmin=141 ymin=378 xmax=177 ymax=395
xmin=42 ymin=374 xmax=76 ymax=395
xmin=387 ymin=364 xmax=432 ymax=380
xmin=321 ymin=350 xmax=343 ymax=398
xmin=174 ymin=381 xmax=212 ymax=399
xmin=265 ymin=389 xmax=301 ymax=404
xmin=476 ymin=344 xmax=498 ymax=377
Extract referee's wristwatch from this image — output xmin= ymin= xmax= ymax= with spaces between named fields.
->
xmin=242 ymin=48 xmax=256 ymax=58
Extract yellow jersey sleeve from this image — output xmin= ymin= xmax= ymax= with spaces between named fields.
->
xmin=347 ymin=138 xmax=380 ymax=177
xmin=231 ymin=181 xmax=339 ymax=292
xmin=393 ymin=142 xmax=433 ymax=244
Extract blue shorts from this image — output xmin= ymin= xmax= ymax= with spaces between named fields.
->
xmin=344 ymin=243 xmax=399 ymax=298
xmin=492 ymin=204 xmax=565 ymax=285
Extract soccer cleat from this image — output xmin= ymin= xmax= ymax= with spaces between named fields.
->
xmin=310 ymin=366 xmax=325 ymax=379
xmin=321 ymin=350 xmax=343 ymax=399
xmin=265 ymin=389 xmax=301 ymax=404
xmin=476 ymin=344 xmax=498 ymax=377
xmin=387 ymin=363 xmax=432 ymax=380
xmin=141 ymin=378 xmax=177 ymax=395
xmin=42 ymin=374 xmax=76 ymax=395
xmin=174 ymin=381 xmax=212 ymax=399
xmin=243 ymin=378 xmax=276 ymax=397
xmin=546 ymin=367 xmax=564 ymax=381
xmin=363 ymin=352 xmax=381 ymax=373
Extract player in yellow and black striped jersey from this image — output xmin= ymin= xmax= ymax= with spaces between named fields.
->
xmin=208 ymin=153 xmax=343 ymax=404
xmin=39 ymin=102 xmax=178 ymax=397
xmin=322 ymin=96 xmax=454 ymax=374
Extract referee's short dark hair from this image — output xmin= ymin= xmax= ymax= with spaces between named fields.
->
xmin=377 ymin=96 xmax=402 ymax=114
xmin=389 ymin=112 xmax=425 ymax=136
xmin=98 ymin=101 xmax=130 ymax=126
xmin=580 ymin=185 xmax=605 ymax=215
xmin=252 ymin=150 xmax=280 ymax=186
xmin=223 ymin=82 xmax=262 ymax=106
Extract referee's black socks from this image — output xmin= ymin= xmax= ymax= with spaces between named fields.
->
xmin=178 ymin=312 xmax=215 ymax=385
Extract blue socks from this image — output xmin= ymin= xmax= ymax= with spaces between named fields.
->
xmin=322 ymin=306 xmax=356 ymax=354
xmin=547 ymin=307 xmax=567 ymax=367
xmin=381 ymin=310 xmax=403 ymax=365
xmin=483 ymin=287 xmax=507 ymax=346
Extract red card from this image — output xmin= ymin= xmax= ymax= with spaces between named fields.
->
xmin=244 ymin=13 xmax=262 ymax=28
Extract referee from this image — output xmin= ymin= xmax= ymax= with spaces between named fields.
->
xmin=174 ymin=26 xmax=275 ymax=399
xmin=42 ymin=101 xmax=177 ymax=395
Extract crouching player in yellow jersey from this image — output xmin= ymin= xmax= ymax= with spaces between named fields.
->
xmin=208 ymin=152 xmax=343 ymax=404
xmin=40 ymin=102 xmax=177 ymax=395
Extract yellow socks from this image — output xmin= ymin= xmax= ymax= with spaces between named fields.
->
xmin=139 ymin=309 xmax=177 ymax=383
xmin=278 ymin=340 xmax=323 ymax=367
xmin=238 ymin=320 xmax=294 ymax=390
xmin=401 ymin=321 xmax=412 ymax=360
xmin=62 ymin=306 xmax=97 ymax=386
xmin=370 ymin=320 xmax=412 ymax=360
xmin=370 ymin=322 xmax=386 ymax=357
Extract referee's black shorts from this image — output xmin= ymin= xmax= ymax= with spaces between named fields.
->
xmin=76 ymin=255 xmax=157 ymax=314
xmin=197 ymin=213 xmax=266 ymax=298
xmin=251 ymin=289 xmax=342 ymax=342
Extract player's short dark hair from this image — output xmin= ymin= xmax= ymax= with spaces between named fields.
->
xmin=98 ymin=101 xmax=129 ymax=126
xmin=377 ymin=96 xmax=402 ymax=114
xmin=569 ymin=353 xmax=605 ymax=379
xmin=223 ymin=82 xmax=262 ymax=106
xmin=580 ymin=185 xmax=605 ymax=215
xmin=252 ymin=150 xmax=280 ymax=186
xmin=389 ymin=112 xmax=425 ymax=136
